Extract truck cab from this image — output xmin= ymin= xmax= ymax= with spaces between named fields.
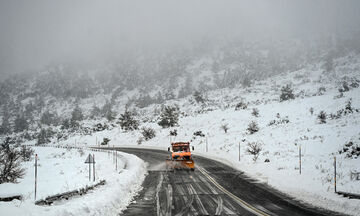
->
xmin=166 ymin=142 xmax=195 ymax=171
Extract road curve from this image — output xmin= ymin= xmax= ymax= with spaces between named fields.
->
xmin=110 ymin=148 xmax=344 ymax=216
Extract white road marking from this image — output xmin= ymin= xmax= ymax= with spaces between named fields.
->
xmin=156 ymin=173 xmax=164 ymax=216
xmin=197 ymin=166 xmax=272 ymax=216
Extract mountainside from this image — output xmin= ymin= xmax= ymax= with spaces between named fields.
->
xmin=1 ymin=41 xmax=360 ymax=215
xmin=0 ymin=37 xmax=358 ymax=135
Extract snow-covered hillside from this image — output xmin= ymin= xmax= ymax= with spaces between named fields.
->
xmin=1 ymin=49 xmax=360 ymax=215
xmin=50 ymin=53 xmax=360 ymax=215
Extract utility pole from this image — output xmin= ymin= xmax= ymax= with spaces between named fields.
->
xmin=113 ymin=145 xmax=115 ymax=163
xmin=89 ymin=158 xmax=91 ymax=181
xmin=334 ymin=156 xmax=337 ymax=193
xmin=239 ymin=142 xmax=241 ymax=161
xmin=34 ymin=154 xmax=38 ymax=201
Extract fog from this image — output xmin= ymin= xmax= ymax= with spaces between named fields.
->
xmin=1 ymin=0 xmax=360 ymax=79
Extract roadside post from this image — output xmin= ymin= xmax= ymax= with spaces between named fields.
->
xmin=115 ymin=151 xmax=118 ymax=171
xmin=34 ymin=154 xmax=38 ymax=201
xmin=93 ymin=154 xmax=95 ymax=181
xmin=85 ymin=154 xmax=95 ymax=181
xmin=206 ymin=137 xmax=208 ymax=152
xmin=299 ymin=145 xmax=302 ymax=175
xmin=239 ymin=142 xmax=241 ymax=161
xmin=334 ymin=156 xmax=337 ymax=193
xmin=113 ymin=145 xmax=115 ymax=163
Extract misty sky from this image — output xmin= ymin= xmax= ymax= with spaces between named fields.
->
xmin=0 ymin=0 xmax=359 ymax=79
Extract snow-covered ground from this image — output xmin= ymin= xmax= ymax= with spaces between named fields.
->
xmin=0 ymin=146 xmax=146 ymax=216
xmin=55 ymin=54 xmax=360 ymax=215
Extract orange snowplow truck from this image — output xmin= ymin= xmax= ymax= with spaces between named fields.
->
xmin=166 ymin=142 xmax=195 ymax=171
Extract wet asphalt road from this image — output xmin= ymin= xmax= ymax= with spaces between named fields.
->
xmin=110 ymin=148 xmax=344 ymax=216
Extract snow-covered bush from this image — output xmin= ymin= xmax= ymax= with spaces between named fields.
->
xmin=339 ymin=141 xmax=360 ymax=159
xmin=169 ymin=129 xmax=177 ymax=136
xmin=246 ymin=142 xmax=262 ymax=162
xmin=158 ymin=105 xmax=179 ymax=128
xmin=268 ymin=115 xmax=290 ymax=126
xmin=101 ymin=138 xmax=110 ymax=145
xmin=78 ymin=148 xmax=85 ymax=156
xmin=247 ymin=121 xmax=259 ymax=134
xmin=141 ymin=127 xmax=156 ymax=141
xmin=0 ymin=137 xmax=25 ymax=183
xmin=350 ymin=78 xmax=359 ymax=88
xmin=93 ymin=123 xmax=109 ymax=132
xmin=118 ymin=110 xmax=139 ymax=131
xmin=251 ymin=108 xmax=259 ymax=117
xmin=193 ymin=130 xmax=205 ymax=137
xmin=309 ymin=107 xmax=314 ymax=115
xmin=329 ymin=99 xmax=358 ymax=120
xmin=280 ymin=84 xmax=295 ymax=102
xmin=338 ymin=81 xmax=350 ymax=93
xmin=317 ymin=111 xmax=327 ymax=124
xmin=345 ymin=99 xmax=354 ymax=114
xmin=137 ymin=136 xmax=144 ymax=145
xmin=220 ymin=124 xmax=229 ymax=133
xmin=317 ymin=87 xmax=326 ymax=96
xmin=235 ymin=101 xmax=247 ymax=110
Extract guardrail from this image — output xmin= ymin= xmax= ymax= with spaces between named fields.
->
xmin=35 ymin=180 xmax=106 ymax=205
xmin=0 ymin=195 xmax=22 ymax=202
xmin=336 ymin=191 xmax=360 ymax=199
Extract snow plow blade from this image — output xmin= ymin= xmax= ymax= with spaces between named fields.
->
xmin=166 ymin=159 xmax=195 ymax=171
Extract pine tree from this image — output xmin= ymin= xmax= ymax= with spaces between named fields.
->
xmin=118 ymin=110 xmax=139 ymax=131
xmin=0 ymin=106 xmax=11 ymax=135
xmin=158 ymin=105 xmax=179 ymax=128
xmin=70 ymin=105 xmax=83 ymax=127
xmin=193 ymin=91 xmax=205 ymax=103
xmin=61 ymin=119 xmax=71 ymax=130
xmin=40 ymin=110 xmax=56 ymax=125
xmin=280 ymin=84 xmax=295 ymax=102
xmin=156 ymin=91 xmax=164 ymax=104
xmin=37 ymin=128 xmax=51 ymax=145
xmin=14 ymin=115 xmax=28 ymax=132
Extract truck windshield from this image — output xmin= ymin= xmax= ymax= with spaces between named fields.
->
xmin=173 ymin=146 xmax=189 ymax=152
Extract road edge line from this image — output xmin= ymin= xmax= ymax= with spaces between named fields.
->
xmin=197 ymin=166 xmax=271 ymax=216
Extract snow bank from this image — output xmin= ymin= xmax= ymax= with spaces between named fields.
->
xmin=0 ymin=147 xmax=146 ymax=216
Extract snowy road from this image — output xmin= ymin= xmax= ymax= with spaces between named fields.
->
xmin=108 ymin=148 xmax=344 ymax=216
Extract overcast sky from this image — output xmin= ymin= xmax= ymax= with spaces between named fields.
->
xmin=0 ymin=0 xmax=359 ymax=79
